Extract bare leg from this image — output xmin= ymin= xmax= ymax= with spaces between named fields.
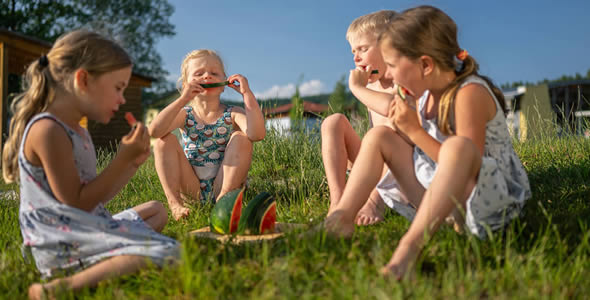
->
xmin=324 ymin=126 xmax=424 ymax=236
xmin=381 ymin=136 xmax=481 ymax=278
xmin=133 ymin=201 xmax=168 ymax=232
xmin=355 ymin=171 xmax=387 ymax=226
xmin=28 ymin=255 xmax=148 ymax=300
xmin=321 ymin=114 xmax=361 ymax=212
xmin=153 ymin=134 xmax=201 ymax=220
xmin=213 ymin=131 xmax=253 ymax=200
xmin=321 ymin=114 xmax=388 ymax=225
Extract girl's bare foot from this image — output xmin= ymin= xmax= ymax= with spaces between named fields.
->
xmin=28 ymin=281 xmax=62 ymax=300
xmin=380 ymin=241 xmax=421 ymax=280
xmin=170 ymin=205 xmax=190 ymax=220
xmin=355 ymin=196 xmax=385 ymax=226
xmin=327 ymin=202 xmax=338 ymax=217
xmin=320 ymin=210 xmax=355 ymax=238
xmin=28 ymin=283 xmax=45 ymax=300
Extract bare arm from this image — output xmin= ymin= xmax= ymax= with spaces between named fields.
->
xmin=227 ymin=74 xmax=266 ymax=141
xmin=349 ymin=68 xmax=394 ymax=116
xmin=452 ymin=84 xmax=496 ymax=155
xmin=397 ymin=84 xmax=495 ymax=162
xmin=147 ymin=98 xmax=187 ymax=138
xmin=30 ymin=120 xmax=151 ymax=211
xmin=148 ymin=81 xmax=204 ymax=138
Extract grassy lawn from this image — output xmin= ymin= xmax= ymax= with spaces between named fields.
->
xmin=1 ymin=126 xmax=589 ymax=299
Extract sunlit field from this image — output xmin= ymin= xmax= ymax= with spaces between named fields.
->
xmin=1 ymin=122 xmax=589 ymax=299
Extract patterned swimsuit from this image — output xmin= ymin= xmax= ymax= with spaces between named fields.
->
xmin=181 ymin=105 xmax=234 ymax=202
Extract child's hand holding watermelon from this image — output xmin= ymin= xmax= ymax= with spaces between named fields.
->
xmin=120 ymin=112 xmax=150 ymax=167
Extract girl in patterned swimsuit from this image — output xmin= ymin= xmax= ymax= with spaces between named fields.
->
xmin=149 ymin=50 xmax=265 ymax=220
xmin=1 ymin=30 xmax=179 ymax=300
xmin=322 ymin=6 xmax=531 ymax=279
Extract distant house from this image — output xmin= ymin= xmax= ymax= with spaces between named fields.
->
xmin=147 ymin=90 xmax=331 ymax=136
xmin=503 ymin=80 xmax=590 ymax=140
xmin=262 ymin=101 xmax=329 ymax=134
xmin=0 ymin=29 xmax=153 ymax=150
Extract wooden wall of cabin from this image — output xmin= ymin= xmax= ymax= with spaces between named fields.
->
xmin=0 ymin=31 xmax=151 ymax=153
xmin=1 ymin=43 xmax=44 ymax=141
xmin=86 ymin=76 xmax=145 ymax=151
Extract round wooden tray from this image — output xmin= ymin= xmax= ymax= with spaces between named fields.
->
xmin=190 ymin=222 xmax=306 ymax=244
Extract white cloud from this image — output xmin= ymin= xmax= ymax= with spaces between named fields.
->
xmin=255 ymin=83 xmax=296 ymax=100
xmin=299 ymin=80 xmax=325 ymax=97
xmin=255 ymin=80 xmax=326 ymax=100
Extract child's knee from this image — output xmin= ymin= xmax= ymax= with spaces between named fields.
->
xmin=146 ymin=200 xmax=166 ymax=214
xmin=364 ymin=126 xmax=394 ymax=144
xmin=148 ymin=200 xmax=168 ymax=229
xmin=231 ymin=131 xmax=253 ymax=152
xmin=321 ymin=113 xmax=349 ymax=134
xmin=153 ymin=134 xmax=176 ymax=153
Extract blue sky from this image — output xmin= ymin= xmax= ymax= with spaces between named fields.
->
xmin=156 ymin=0 xmax=590 ymax=101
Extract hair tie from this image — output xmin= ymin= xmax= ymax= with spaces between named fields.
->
xmin=38 ymin=55 xmax=49 ymax=68
xmin=454 ymin=49 xmax=468 ymax=72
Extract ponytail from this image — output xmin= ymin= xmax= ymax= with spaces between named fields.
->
xmin=2 ymin=58 xmax=55 ymax=183
xmin=378 ymin=5 xmax=507 ymax=136
xmin=438 ymin=55 xmax=507 ymax=135
xmin=1 ymin=30 xmax=132 ymax=183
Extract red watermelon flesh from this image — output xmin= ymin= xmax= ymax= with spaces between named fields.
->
xmin=229 ymin=192 xmax=243 ymax=234
xmin=210 ymin=188 xmax=244 ymax=234
xmin=258 ymin=202 xmax=276 ymax=234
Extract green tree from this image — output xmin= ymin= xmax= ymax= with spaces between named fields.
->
xmin=0 ymin=0 xmax=175 ymax=97
xmin=289 ymin=84 xmax=304 ymax=131
xmin=327 ymin=75 xmax=348 ymax=115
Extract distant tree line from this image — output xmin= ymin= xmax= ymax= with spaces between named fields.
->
xmin=500 ymin=69 xmax=590 ymax=90
xmin=0 ymin=0 xmax=176 ymax=97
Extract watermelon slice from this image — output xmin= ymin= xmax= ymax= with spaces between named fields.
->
xmin=257 ymin=202 xmax=276 ymax=234
xmin=200 ymin=81 xmax=230 ymax=88
xmin=238 ymin=191 xmax=276 ymax=235
xmin=209 ymin=188 xmax=244 ymax=234
xmin=397 ymin=85 xmax=409 ymax=101
xmin=124 ymin=112 xmax=137 ymax=127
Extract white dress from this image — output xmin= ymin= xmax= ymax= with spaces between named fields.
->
xmin=376 ymin=76 xmax=531 ymax=238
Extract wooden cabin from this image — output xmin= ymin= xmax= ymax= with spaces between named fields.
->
xmin=0 ymin=29 xmax=153 ymax=151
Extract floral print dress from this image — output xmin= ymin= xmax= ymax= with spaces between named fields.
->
xmin=376 ymin=76 xmax=532 ymax=238
xmin=18 ymin=113 xmax=179 ymax=278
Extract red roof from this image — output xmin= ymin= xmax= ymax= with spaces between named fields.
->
xmin=262 ymin=101 xmax=329 ymax=115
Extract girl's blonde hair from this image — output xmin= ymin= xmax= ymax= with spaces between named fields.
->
xmin=379 ymin=5 xmax=506 ymax=135
xmin=177 ymin=49 xmax=226 ymax=92
xmin=346 ymin=10 xmax=398 ymax=42
xmin=2 ymin=29 xmax=132 ymax=183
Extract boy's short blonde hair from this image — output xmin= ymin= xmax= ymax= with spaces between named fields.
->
xmin=346 ymin=10 xmax=397 ymax=42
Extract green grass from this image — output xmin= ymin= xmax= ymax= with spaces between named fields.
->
xmin=1 ymin=126 xmax=590 ymax=299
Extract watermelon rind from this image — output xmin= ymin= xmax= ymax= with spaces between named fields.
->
xmin=209 ymin=187 xmax=244 ymax=234
xmin=238 ymin=191 xmax=271 ymax=234
xmin=238 ymin=192 xmax=275 ymax=235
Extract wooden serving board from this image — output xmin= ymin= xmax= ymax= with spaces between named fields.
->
xmin=190 ymin=222 xmax=306 ymax=244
